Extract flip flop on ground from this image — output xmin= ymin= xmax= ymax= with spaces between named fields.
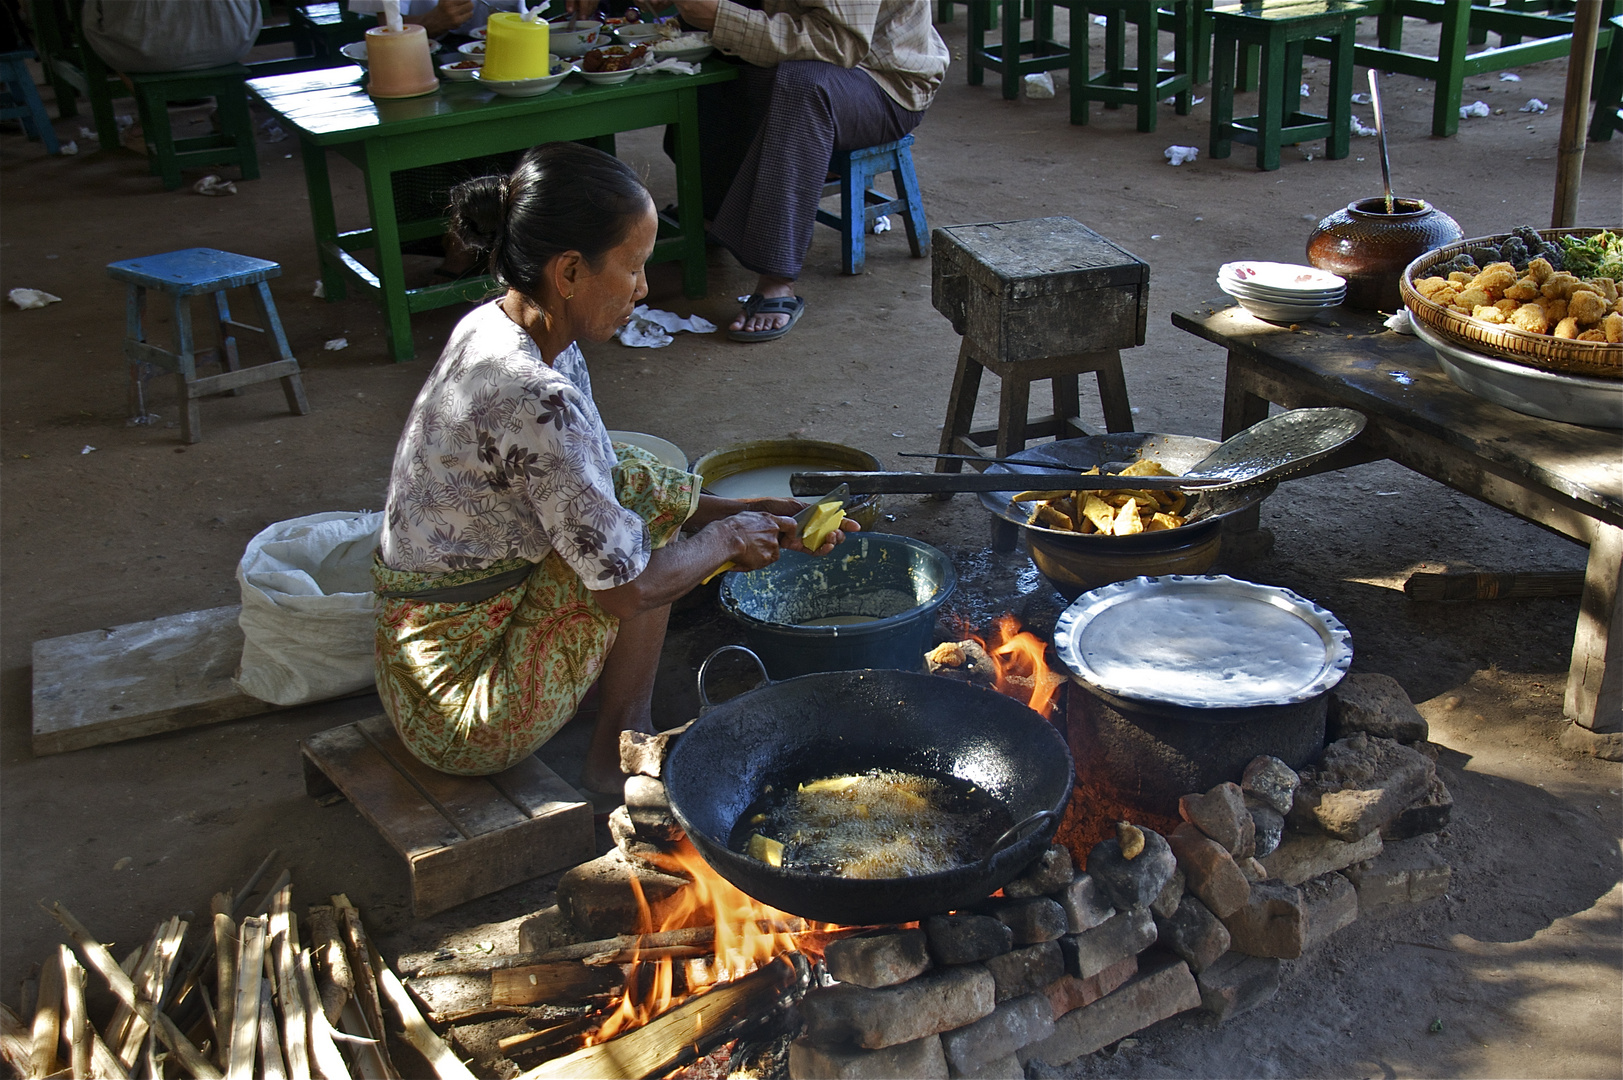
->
xmin=728 ymin=293 xmax=806 ymax=342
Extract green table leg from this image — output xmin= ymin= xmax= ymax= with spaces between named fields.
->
xmin=1256 ymin=24 xmax=1286 ymax=169
xmin=1003 ymin=0 xmax=1023 ymax=99
xmin=300 ymin=138 xmax=346 ymax=302
xmin=673 ymin=84 xmax=707 ymax=298
xmin=362 ymin=140 xmax=417 ymax=362
xmin=1211 ymin=24 xmax=1236 ymax=158
xmin=1431 ymin=0 xmax=1471 ymax=136
xmin=1327 ymin=16 xmax=1354 ymax=158
xmin=968 ymin=0 xmax=988 ymax=85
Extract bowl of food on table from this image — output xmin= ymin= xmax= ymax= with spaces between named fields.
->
xmin=340 ymin=39 xmax=441 ymax=66
xmin=1401 ymin=226 xmax=1623 ymax=427
xmin=472 ymin=56 xmax=571 ymax=97
xmin=650 ymin=31 xmax=713 ymax=62
xmin=549 ymin=21 xmax=606 ymax=56
xmin=438 ymin=57 xmax=482 ymax=80
xmin=578 ymin=44 xmax=649 ymax=83
xmin=457 ymin=39 xmax=486 ymax=57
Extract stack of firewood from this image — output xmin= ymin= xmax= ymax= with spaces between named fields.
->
xmin=0 ymin=852 xmax=471 ymax=1080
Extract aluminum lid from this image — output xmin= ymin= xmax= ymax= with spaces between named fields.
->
xmin=1054 ymin=574 xmax=1353 ymax=708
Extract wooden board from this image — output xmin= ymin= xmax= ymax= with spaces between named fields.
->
xmin=301 ymin=716 xmax=594 ymax=917
xmin=31 ymin=606 xmax=289 ymax=756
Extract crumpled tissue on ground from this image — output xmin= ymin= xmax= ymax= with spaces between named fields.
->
xmin=1024 ymin=71 xmax=1054 ymax=98
xmin=1499 ymin=72 xmax=1521 ymax=81
xmin=616 ymin=304 xmax=718 ymax=348
xmin=1385 ymin=309 xmax=1416 ymax=335
xmin=1459 ymin=100 xmax=1491 ymax=119
xmin=873 ymin=215 xmax=892 ymax=234
xmin=324 ymin=337 xmax=348 ymax=350
xmin=1164 ymin=145 xmax=1199 ymax=166
xmin=194 ymin=174 xmax=237 ymax=196
xmin=1301 ymin=83 xmax=1312 ymax=97
xmin=1352 ymin=92 xmax=1372 ymax=104
xmin=1519 ymin=98 xmax=1548 ymax=114
xmin=9 ymin=288 xmax=62 ymax=309
xmin=1351 ymin=116 xmax=1378 ymax=137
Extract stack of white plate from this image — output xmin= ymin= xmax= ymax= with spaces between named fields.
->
xmin=1218 ymin=261 xmax=1346 ymax=323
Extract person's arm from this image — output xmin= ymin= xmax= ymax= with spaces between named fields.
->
xmin=593 ymin=510 xmax=797 ymax=617
xmin=398 ymin=0 xmax=475 ymax=36
xmin=676 ymin=0 xmax=874 ymax=69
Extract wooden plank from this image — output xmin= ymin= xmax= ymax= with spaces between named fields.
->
xmin=301 ymin=724 xmax=463 ymax=858
xmin=30 ymin=606 xmax=290 ymax=756
xmin=487 ymin=754 xmax=592 ymax=819
xmin=491 ymin=964 xmax=620 ymax=1007
xmin=304 ymin=719 xmax=593 ymax=917
xmin=354 ymin=717 xmax=528 ymax=837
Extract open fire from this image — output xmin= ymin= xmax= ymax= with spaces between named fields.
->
xmin=588 ymin=840 xmax=827 ymax=1045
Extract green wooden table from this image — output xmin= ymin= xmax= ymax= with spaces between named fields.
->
xmin=248 ymin=62 xmax=738 ymax=361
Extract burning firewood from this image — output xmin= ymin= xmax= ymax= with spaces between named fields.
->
xmin=925 ymin=640 xmax=998 ymax=684
xmin=517 ymin=953 xmax=808 ymax=1080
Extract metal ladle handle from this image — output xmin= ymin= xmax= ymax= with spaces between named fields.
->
xmin=696 ymin=645 xmax=773 ymax=710
xmin=977 ymin=810 xmax=1059 ymax=871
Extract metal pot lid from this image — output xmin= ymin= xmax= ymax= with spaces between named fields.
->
xmin=1054 ymin=574 xmax=1353 ymax=708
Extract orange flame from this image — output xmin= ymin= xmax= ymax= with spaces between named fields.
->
xmin=587 ymin=840 xmax=824 ymax=1045
xmin=969 ymin=613 xmax=1066 ymax=719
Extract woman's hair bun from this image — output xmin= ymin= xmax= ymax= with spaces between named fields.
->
xmin=448 ymin=173 xmax=509 ymax=255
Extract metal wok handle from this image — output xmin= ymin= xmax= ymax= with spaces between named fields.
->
xmin=977 ymin=810 xmax=1059 ymax=871
xmin=697 ymin=645 xmax=773 ymax=711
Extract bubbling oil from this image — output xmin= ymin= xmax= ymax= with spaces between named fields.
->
xmin=731 ymin=768 xmax=1013 ymax=879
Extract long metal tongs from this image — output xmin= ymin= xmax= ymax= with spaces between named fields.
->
xmin=790 ymin=408 xmax=1366 ymax=496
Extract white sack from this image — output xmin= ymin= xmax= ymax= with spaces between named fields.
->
xmin=234 ymin=510 xmax=382 ymax=705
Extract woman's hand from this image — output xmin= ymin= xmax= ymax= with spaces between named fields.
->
xmin=721 ymin=510 xmax=800 ymax=570
xmin=785 ymin=515 xmax=860 ymax=556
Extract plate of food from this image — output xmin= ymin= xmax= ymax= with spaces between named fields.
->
xmin=438 ymin=57 xmax=482 ymax=80
xmin=1402 ymin=226 xmax=1623 ymax=378
xmin=457 ymin=39 xmax=486 ymax=56
xmin=473 ymin=59 xmax=571 ymax=97
xmin=578 ymin=43 xmax=649 ymax=83
xmin=341 ymin=39 xmax=442 ymax=65
xmin=650 ymin=30 xmax=713 ymax=62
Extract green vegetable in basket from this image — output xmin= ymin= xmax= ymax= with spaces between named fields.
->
xmin=1559 ymin=230 xmax=1623 ymax=280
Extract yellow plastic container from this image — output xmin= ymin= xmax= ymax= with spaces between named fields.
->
xmin=483 ymin=13 xmax=552 ymax=81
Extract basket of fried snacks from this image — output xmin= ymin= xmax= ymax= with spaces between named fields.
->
xmin=1402 ymin=227 xmax=1623 ymax=378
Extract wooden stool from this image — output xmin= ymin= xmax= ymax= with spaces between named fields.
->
xmin=968 ymin=0 xmax=1073 ymax=99
xmin=0 ymin=50 xmax=62 ymax=154
xmin=932 ymin=217 xmax=1146 ymax=550
xmin=126 ymin=64 xmax=258 ymax=189
xmin=1589 ymin=13 xmax=1623 ymax=141
xmin=1070 ymin=0 xmax=1196 ymax=131
xmin=302 ymin=715 xmax=594 ymax=918
xmin=291 ymin=1 xmax=370 ymax=64
xmin=107 ymin=248 xmax=310 ymax=444
xmin=815 ymin=135 xmax=929 ymax=275
xmin=1210 ymin=0 xmax=1362 ymax=172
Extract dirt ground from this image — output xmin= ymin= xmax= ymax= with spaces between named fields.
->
xmin=2 ymin=8 xmax=1620 ymax=1078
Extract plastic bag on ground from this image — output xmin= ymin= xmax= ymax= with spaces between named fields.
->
xmin=1024 ymin=71 xmax=1055 ymax=99
xmin=1165 ymin=145 xmax=1199 ymax=166
xmin=234 ymin=511 xmax=382 ymax=705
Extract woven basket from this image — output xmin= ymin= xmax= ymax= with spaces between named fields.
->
xmin=1401 ymin=228 xmax=1623 ymax=379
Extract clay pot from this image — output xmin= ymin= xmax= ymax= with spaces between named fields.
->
xmin=1306 ymin=197 xmax=1463 ymax=311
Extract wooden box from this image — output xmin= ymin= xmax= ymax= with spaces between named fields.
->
xmin=931 ymin=217 xmax=1150 ymax=363
xmin=302 ymin=715 xmax=594 ymax=917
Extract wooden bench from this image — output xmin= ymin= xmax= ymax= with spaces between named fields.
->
xmin=302 ymin=716 xmax=595 ymax=918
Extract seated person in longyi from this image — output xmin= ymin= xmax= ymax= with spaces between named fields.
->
xmin=373 ymin=144 xmax=857 ymax=791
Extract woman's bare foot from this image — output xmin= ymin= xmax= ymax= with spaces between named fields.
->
xmin=732 ymin=275 xmax=798 ymax=334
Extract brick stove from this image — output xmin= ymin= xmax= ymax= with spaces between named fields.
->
xmin=500 ymin=671 xmax=1454 ymax=1080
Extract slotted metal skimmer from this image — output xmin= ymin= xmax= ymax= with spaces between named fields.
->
xmin=1181 ymin=407 xmax=1367 ymax=489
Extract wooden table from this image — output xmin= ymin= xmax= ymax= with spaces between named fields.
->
xmin=249 ymin=63 xmax=737 ymax=361
xmin=1173 ymin=302 xmax=1622 ymax=733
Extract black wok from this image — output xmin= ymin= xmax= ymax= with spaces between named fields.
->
xmin=662 ymin=649 xmax=1075 ymax=925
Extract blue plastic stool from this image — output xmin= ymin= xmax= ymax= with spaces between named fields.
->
xmin=0 ymin=49 xmax=61 ymax=154
xmin=816 ymin=135 xmax=930 ymax=276
xmin=107 ymin=248 xmax=310 ymax=444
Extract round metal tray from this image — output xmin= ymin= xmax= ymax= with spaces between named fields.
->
xmin=1054 ymin=574 xmax=1353 ymax=709
xmin=1411 ymin=316 xmax=1623 ymax=430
